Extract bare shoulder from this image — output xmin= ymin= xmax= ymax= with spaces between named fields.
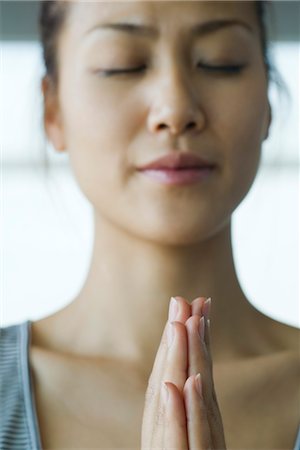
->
xmin=249 ymin=302 xmax=300 ymax=354
xmin=256 ymin=314 xmax=300 ymax=392
xmin=214 ymin=317 xmax=300 ymax=450
xmin=267 ymin=314 xmax=300 ymax=353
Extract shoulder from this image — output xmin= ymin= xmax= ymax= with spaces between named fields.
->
xmin=257 ymin=318 xmax=300 ymax=409
xmin=267 ymin=316 xmax=300 ymax=354
xmin=250 ymin=304 xmax=300 ymax=355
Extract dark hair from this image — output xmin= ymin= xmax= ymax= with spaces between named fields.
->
xmin=39 ymin=0 xmax=69 ymax=90
xmin=38 ymin=0 xmax=288 ymax=172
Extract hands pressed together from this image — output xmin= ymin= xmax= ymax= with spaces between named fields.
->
xmin=141 ymin=296 xmax=227 ymax=450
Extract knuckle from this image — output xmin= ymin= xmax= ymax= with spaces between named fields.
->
xmin=145 ymin=381 xmax=156 ymax=403
xmin=155 ymin=403 xmax=165 ymax=426
xmin=161 ymin=332 xmax=168 ymax=348
xmin=145 ymin=374 xmax=157 ymax=403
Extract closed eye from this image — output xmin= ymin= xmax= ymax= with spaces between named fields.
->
xmin=197 ymin=62 xmax=246 ymax=73
xmin=99 ymin=62 xmax=246 ymax=77
xmin=100 ymin=65 xmax=147 ymax=77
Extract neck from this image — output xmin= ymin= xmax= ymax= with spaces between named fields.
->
xmin=41 ymin=213 xmax=262 ymax=373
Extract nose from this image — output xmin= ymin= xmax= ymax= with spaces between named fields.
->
xmin=147 ymin=70 xmax=205 ymax=136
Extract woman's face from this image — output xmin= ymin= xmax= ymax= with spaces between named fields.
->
xmin=46 ymin=1 xmax=271 ymax=245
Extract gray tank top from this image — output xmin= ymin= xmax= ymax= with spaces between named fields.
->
xmin=1 ymin=320 xmax=300 ymax=449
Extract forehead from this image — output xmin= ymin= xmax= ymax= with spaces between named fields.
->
xmin=66 ymin=1 xmax=259 ymax=37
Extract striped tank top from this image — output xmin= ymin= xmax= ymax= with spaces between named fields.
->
xmin=1 ymin=320 xmax=300 ymax=449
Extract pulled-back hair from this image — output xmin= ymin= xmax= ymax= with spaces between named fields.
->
xmin=39 ymin=1 xmax=69 ymax=88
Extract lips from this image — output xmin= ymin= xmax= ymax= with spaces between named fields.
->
xmin=139 ymin=167 xmax=215 ymax=185
xmin=137 ymin=152 xmax=216 ymax=171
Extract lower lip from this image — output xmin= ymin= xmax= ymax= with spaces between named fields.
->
xmin=138 ymin=167 xmax=216 ymax=185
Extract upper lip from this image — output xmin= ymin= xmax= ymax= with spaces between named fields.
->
xmin=137 ymin=152 xmax=216 ymax=170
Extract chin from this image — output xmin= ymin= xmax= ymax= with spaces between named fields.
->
xmin=131 ymin=219 xmax=219 ymax=247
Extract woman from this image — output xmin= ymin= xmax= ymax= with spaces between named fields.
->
xmin=1 ymin=1 xmax=299 ymax=449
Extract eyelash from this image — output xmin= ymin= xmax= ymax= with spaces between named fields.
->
xmin=100 ymin=63 xmax=246 ymax=77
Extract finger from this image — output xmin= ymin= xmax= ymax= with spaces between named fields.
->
xmin=200 ymin=315 xmax=217 ymax=403
xmin=163 ymin=382 xmax=189 ymax=450
xmin=191 ymin=297 xmax=206 ymax=317
xmin=174 ymin=296 xmax=193 ymax=322
xmin=205 ymin=318 xmax=213 ymax=383
xmin=164 ymin=321 xmax=188 ymax=389
xmin=201 ymin=317 xmax=227 ymax=450
xmin=185 ymin=315 xmax=213 ymax=400
xmin=192 ymin=297 xmax=212 ymax=352
xmin=143 ymin=297 xmax=191 ymax=446
xmin=146 ymin=297 xmax=191 ymax=394
xmin=152 ymin=321 xmax=189 ymax=447
xmin=201 ymin=298 xmax=212 ymax=352
xmin=187 ymin=315 xmax=226 ymax=450
xmin=183 ymin=375 xmax=212 ymax=450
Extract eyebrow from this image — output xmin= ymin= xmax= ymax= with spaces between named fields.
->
xmin=84 ymin=18 xmax=254 ymax=39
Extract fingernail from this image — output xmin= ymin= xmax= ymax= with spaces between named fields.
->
xmin=207 ymin=318 xmax=211 ymax=332
xmin=167 ymin=322 xmax=175 ymax=348
xmin=162 ymin=382 xmax=169 ymax=405
xmin=192 ymin=297 xmax=205 ymax=316
xmin=168 ymin=297 xmax=178 ymax=322
xmin=195 ymin=373 xmax=203 ymax=398
xmin=199 ymin=316 xmax=205 ymax=342
xmin=203 ymin=297 xmax=211 ymax=321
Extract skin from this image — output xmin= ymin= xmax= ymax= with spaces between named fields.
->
xmin=41 ymin=0 xmax=273 ymax=372
xmin=140 ymin=296 xmax=227 ymax=448
xmin=32 ymin=1 xmax=300 ymax=447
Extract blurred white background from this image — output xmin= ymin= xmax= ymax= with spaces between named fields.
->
xmin=1 ymin=37 xmax=299 ymax=327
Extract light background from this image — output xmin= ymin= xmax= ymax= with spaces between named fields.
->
xmin=1 ymin=38 xmax=299 ymax=327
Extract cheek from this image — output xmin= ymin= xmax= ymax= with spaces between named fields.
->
xmin=61 ymin=73 xmax=139 ymax=144
xmin=212 ymin=73 xmax=269 ymax=210
xmin=58 ymin=76 xmax=145 ymax=216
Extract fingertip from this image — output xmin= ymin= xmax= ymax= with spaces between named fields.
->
xmin=172 ymin=296 xmax=188 ymax=308
xmin=163 ymin=381 xmax=175 ymax=404
xmin=164 ymin=381 xmax=181 ymax=400
xmin=184 ymin=314 xmax=199 ymax=330
xmin=183 ymin=380 xmax=189 ymax=398
xmin=164 ymin=381 xmax=189 ymax=432
xmin=183 ymin=374 xmax=195 ymax=395
xmin=164 ymin=381 xmax=173 ymax=392
xmin=191 ymin=297 xmax=206 ymax=316
xmin=192 ymin=296 xmax=206 ymax=304
xmin=172 ymin=296 xmax=192 ymax=321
